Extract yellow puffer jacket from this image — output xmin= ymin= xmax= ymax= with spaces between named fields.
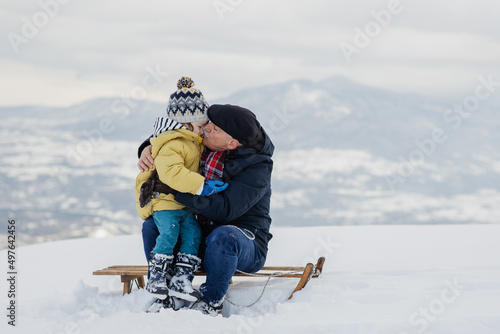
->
xmin=135 ymin=129 xmax=205 ymax=220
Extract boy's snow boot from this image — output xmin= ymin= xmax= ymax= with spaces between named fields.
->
xmin=168 ymin=253 xmax=201 ymax=302
xmin=146 ymin=253 xmax=174 ymax=299
xmin=147 ymin=252 xmax=175 ymax=281
xmin=170 ymin=296 xmax=192 ymax=311
xmin=147 ymin=297 xmax=173 ymax=313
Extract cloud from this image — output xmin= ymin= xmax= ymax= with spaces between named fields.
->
xmin=1 ymin=0 xmax=499 ymax=106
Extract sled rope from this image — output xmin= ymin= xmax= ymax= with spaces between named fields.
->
xmin=224 ymin=266 xmax=313 ymax=307
xmin=224 ymin=276 xmax=272 ymax=308
xmin=223 ymin=226 xmax=309 ymax=306
xmin=235 ymin=269 xmax=305 ymax=277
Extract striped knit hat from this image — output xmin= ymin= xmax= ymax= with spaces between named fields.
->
xmin=166 ymin=76 xmax=209 ymax=123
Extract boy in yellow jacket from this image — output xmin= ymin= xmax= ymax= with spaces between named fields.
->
xmin=135 ymin=77 xmax=227 ymax=300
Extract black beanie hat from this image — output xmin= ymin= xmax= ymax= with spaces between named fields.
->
xmin=207 ymin=104 xmax=261 ymax=144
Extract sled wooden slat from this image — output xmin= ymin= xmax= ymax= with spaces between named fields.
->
xmin=93 ymin=257 xmax=325 ymax=299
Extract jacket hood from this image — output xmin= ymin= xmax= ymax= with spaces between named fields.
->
xmin=235 ymin=128 xmax=274 ymax=158
xmin=223 ymin=128 xmax=274 ymax=179
xmin=260 ymin=128 xmax=275 ymax=157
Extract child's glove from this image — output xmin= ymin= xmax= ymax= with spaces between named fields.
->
xmin=139 ymin=174 xmax=156 ymax=208
xmin=139 ymin=170 xmax=177 ymax=207
xmin=200 ymin=180 xmax=228 ymax=196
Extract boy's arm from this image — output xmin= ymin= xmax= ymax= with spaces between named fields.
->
xmin=155 ymin=141 xmax=205 ymax=195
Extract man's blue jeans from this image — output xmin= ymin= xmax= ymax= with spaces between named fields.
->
xmin=141 ymin=218 xmax=266 ymax=306
xmin=142 ymin=216 xmax=160 ymax=264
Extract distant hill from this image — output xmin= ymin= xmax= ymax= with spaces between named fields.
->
xmin=1 ymin=76 xmax=499 ymax=248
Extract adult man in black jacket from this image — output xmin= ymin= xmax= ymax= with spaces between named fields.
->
xmin=138 ymin=104 xmax=274 ymax=314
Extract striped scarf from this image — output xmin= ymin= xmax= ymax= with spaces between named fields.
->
xmin=200 ymin=148 xmax=226 ymax=181
xmin=152 ymin=117 xmax=185 ymax=137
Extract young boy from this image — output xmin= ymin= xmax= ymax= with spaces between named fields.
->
xmin=135 ymin=77 xmax=227 ymax=301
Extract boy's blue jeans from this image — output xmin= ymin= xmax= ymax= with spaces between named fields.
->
xmin=142 ymin=217 xmax=266 ymax=306
xmin=152 ymin=209 xmax=201 ymax=256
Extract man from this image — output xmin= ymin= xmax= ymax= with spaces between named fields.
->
xmin=137 ymin=104 xmax=274 ymax=315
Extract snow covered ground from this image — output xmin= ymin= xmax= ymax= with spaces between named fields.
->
xmin=1 ymin=224 xmax=500 ymax=333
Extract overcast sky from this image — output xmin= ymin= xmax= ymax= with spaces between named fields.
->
xmin=1 ymin=0 xmax=500 ymax=107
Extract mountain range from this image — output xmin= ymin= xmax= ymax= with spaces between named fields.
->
xmin=1 ymin=76 xmax=499 ymax=248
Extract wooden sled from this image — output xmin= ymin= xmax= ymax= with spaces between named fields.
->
xmin=93 ymin=257 xmax=325 ymax=299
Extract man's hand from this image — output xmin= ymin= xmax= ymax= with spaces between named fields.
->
xmin=138 ymin=145 xmax=154 ymax=171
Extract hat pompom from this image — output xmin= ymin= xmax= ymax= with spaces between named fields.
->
xmin=177 ymin=76 xmax=195 ymax=89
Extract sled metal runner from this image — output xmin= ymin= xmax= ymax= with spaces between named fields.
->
xmin=93 ymin=257 xmax=325 ymax=299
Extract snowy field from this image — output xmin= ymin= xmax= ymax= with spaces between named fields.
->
xmin=1 ymin=224 xmax=500 ymax=334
